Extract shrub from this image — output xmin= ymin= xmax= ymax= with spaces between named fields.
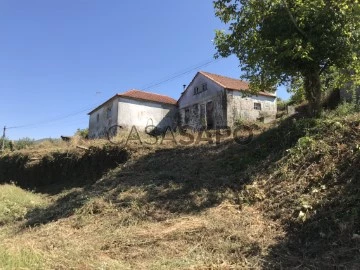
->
xmin=327 ymin=101 xmax=360 ymax=117
xmin=0 ymin=138 xmax=11 ymax=152
xmin=75 ymin=128 xmax=89 ymax=139
xmin=14 ymin=138 xmax=35 ymax=150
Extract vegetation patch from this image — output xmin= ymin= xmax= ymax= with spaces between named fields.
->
xmin=0 ymin=145 xmax=129 ymax=190
xmin=0 ymin=247 xmax=44 ymax=270
xmin=0 ymin=108 xmax=359 ymax=268
xmin=0 ymin=184 xmax=47 ymax=225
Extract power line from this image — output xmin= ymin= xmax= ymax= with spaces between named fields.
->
xmin=5 ymin=56 xmax=222 ymax=131
xmin=7 ymin=103 xmax=98 ymax=130
xmin=142 ymin=57 xmax=221 ymax=90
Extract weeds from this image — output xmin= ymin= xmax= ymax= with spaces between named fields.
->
xmin=0 ymin=247 xmax=44 ymax=270
xmin=0 ymin=109 xmax=359 ymax=269
xmin=0 ymin=184 xmax=47 ymax=225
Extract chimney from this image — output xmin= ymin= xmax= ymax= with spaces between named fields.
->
xmin=183 ymin=84 xmax=187 ymax=90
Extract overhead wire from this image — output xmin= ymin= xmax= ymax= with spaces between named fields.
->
xmin=142 ymin=57 xmax=221 ymax=90
xmin=5 ymin=56 xmax=222 ymax=130
xmin=6 ymin=104 xmax=98 ymax=130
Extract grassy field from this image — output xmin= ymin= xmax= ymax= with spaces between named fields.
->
xmin=0 ymin=106 xmax=359 ymax=269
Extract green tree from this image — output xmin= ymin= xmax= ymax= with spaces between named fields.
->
xmin=214 ymin=0 xmax=360 ymax=116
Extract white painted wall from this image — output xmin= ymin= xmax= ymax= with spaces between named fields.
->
xmin=178 ymin=72 xmax=277 ymax=128
xmin=117 ymin=97 xmax=177 ymax=132
xmin=227 ymin=91 xmax=277 ymax=125
xmin=178 ymin=73 xmax=227 ymax=129
xmin=178 ymin=73 xmax=225 ymax=108
xmin=88 ymin=97 xmax=119 ymax=138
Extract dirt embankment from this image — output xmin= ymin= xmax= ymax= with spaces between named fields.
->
xmin=0 ymin=145 xmax=129 ymax=189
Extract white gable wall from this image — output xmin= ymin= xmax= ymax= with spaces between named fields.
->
xmin=117 ymin=97 xmax=177 ymax=132
xmin=88 ymin=97 xmax=119 ymax=138
xmin=178 ymin=73 xmax=227 ymax=129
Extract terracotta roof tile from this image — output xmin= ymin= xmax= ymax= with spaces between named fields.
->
xmin=199 ymin=71 xmax=276 ymax=97
xmin=119 ymin=89 xmax=177 ymax=105
xmin=88 ymin=89 xmax=177 ymax=115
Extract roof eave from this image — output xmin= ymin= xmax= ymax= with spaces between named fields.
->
xmin=118 ymin=95 xmax=177 ymax=106
xmin=177 ymin=72 xmax=202 ymax=103
xmin=88 ymin=94 xmax=120 ymax=115
xmin=225 ymin=88 xmax=276 ymax=98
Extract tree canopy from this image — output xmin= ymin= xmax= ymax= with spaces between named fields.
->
xmin=214 ymin=0 xmax=360 ymax=115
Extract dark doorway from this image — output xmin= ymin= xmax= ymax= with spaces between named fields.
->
xmin=200 ymin=104 xmax=206 ymax=129
xmin=206 ymin=101 xmax=214 ymax=129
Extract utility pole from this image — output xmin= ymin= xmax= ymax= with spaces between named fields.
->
xmin=1 ymin=126 xmax=6 ymax=151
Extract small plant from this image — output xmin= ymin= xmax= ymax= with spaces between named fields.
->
xmin=14 ymin=137 xmax=35 ymax=150
xmin=276 ymin=98 xmax=288 ymax=111
xmin=0 ymin=184 xmax=47 ymax=225
xmin=0 ymin=138 xmax=11 ymax=152
xmin=75 ymin=128 xmax=89 ymax=139
xmin=331 ymin=102 xmax=359 ymax=117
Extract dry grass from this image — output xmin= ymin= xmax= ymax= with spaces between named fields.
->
xmin=1 ymin=200 xmax=283 ymax=269
xmin=4 ymin=136 xmax=110 ymax=158
xmin=0 ymin=184 xmax=48 ymax=225
xmin=0 ymin=110 xmax=359 ymax=269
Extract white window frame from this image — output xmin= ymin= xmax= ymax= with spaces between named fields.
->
xmin=254 ymin=102 xmax=262 ymax=110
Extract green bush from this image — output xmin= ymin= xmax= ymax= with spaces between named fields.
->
xmin=14 ymin=138 xmax=35 ymax=150
xmin=0 ymin=184 xmax=47 ymax=225
xmin=277 ymin=99 xmax=288 ymax=111
xmin=0 ymin=138 xmax=11 ymax=152
xmin=326 ymin=101 xmax=360 ymax=117
xmin=75 ymin=128 xmax=89 ymax=139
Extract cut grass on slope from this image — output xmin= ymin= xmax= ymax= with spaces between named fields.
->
xmin=1 ymin=201 xmax=283 ymax=269
xmin=0 ymin=184 xmax=47 ymax=225
xmin=0 ymin=109 xmax=359 ymax=269
xmin=244 ymin=112 xmax=360 ymax=268
xmin=0 ymin=184 xmax=47 ymax=269
xmin=0 ymin=247 xmax=44 ymax=270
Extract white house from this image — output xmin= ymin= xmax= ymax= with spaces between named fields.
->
xmin=88 ymin=89 xmax=178 ymax=138
xmin=88 ymin=71 xmax=277 ymax=138
xmin=178 ymin=71 xmax=277 ymax=129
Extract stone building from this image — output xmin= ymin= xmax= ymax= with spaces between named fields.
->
xmin=88 ymin=89 xmax=177 ymax=138
xmin=88 ymin=71 xmax=277 ymax=138
xmin=177 ymin=71 xmax=277 ymax=129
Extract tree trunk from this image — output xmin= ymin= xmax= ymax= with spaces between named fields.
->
xmin=303 ymin=68 xmax=322 ymax=117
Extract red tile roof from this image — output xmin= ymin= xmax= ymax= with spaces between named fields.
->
xmin=199 ymin=71 xmax=276 ymax=97
xmin=119 ymin=89 xmax=177 ymax=105
xmin=88 ymin=89 xmax=177 ymax=115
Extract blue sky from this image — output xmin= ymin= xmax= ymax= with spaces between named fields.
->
xmin=0 ymin=0 xmax=290 ymax=140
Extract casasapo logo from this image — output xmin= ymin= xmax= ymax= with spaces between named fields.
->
xmin=106 ymin=124 xmax=253 ymax=147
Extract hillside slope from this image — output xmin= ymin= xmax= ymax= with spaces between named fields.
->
xmin=0 ymin=111 xmax=359 ymax=269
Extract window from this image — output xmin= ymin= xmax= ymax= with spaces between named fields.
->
xmin=202 ymin=83 xmax=207 ymax=91
xmin=254 ymin=102 xmax=262 ymax=110
xmin=194 ymin=87 xmax=199 ymax=95
xmin=96 ymin=113 xmax=100 ymax=123
xmin=185 ymin=109 xmax=190 ymax=124
xmin=106 ymin=107 xmax=112 ymax=119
